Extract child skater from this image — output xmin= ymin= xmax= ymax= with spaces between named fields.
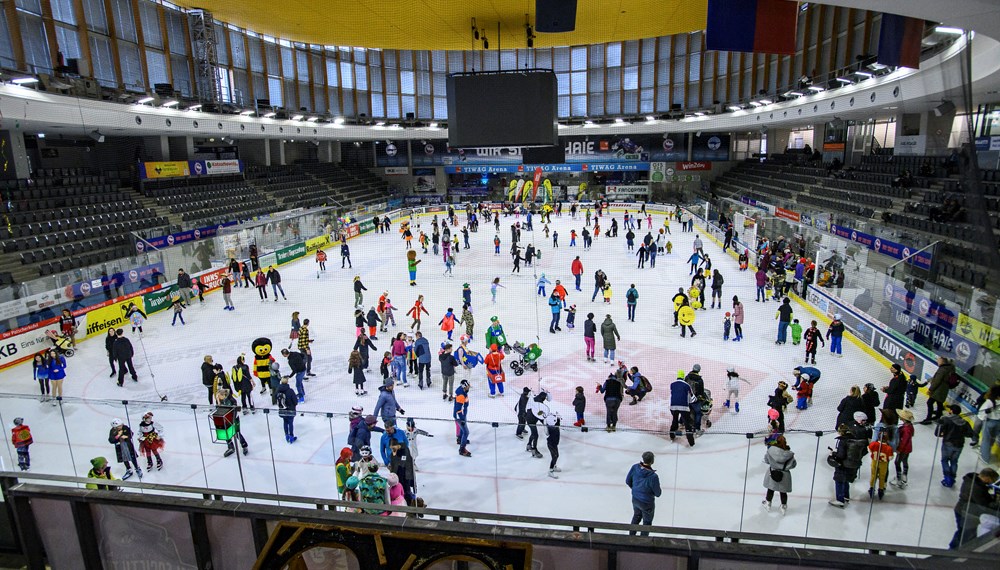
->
xmin=572 ymin=386 xmax=587 ymax=427
xmin=109 ymin=418 xmax=142 ymax=480
xmin=723 ymin=312 xmax=732 ymax=341
xmin=790 ymin=319 xmax=803 ymax=346
xmin=380 ymin=351 xmax=392 ymax=382
xmin=491 ymin=277 xmax=505 ymax=304
xmin=11 ymin=417 xmax=32 ymax=471
xmin=565 ymin=305 xmax=577 ymax=329
xmin=405 ymin=417 xmax=433 ymax=471
xmin=723 ymin=367 xmax=750 ymax=412
xmin=348 ymin=350 xmax=367 ymax=396
xmin=796 ymin=379 xmax=813 ymax=410
xmin=138 ymin=411 xmax=164 ymax=471
xmin=739 ymin=249 xmax=749 ymax=271
xmin=546 ymin=412 xmax=562 ymax=479
xmin=803 ymin=320 xmax=825 ymax=365
xmin=602 ymin=283 xmax=612 ymax=304
xmin=904 ymin=373 xmax=927 ymax=409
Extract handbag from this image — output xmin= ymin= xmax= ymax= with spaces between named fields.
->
xmin=769 ymin=457 xmax=790 ymax=482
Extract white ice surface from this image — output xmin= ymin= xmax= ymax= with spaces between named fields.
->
xmin=0 ymin=208 xmax=979 ymax=550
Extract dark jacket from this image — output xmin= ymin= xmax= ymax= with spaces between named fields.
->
xmin=956 ymin=472 xmax=1000 ymax=518
xmin=267 ymin=269 xmax=281 ymax=284
xmin=389 ymin=444 xmax=416 ymax=484
xmin=439 ymin=351 xmax=457 ymax=376
xmin=936 ymin=414 xmax=973 ymax=447
xmin=112 ymin=337 xmax=134 ymax=360
xmin=516 ymin=391 xmax=530 ymax=420
xmin=201 ymin=361 xmax=216 ymax=386
xmin=177 ymin=272 xmax=192 ymax=288
xmin=366 ymin=309 xmax=381 ymax=328
xmin=583 ymin=318 xmax=596 ymax=339
xmin=354 ymin=280 xmax=367 ymax=293
xmin=600 ymin=375 xmax=624 ymax=401
xmin=883 ymin=373 xmax=907 ymax=410
xmin=353 ymin=336 xmax=376 ymax=360
xmin=776 ymin=301 xmax=794 ymax=323
xmin=861 ymin=389 xmax=881 ymax=422
xmin=928 ymin=361 xmax=955 ymax=403
xmin=836 ymin=395 xmax=864 ymax=429
xmin=685 ymin=372 xmax=705 ymax=400
xmin=626 ymin=463 xmax=662 ymax=506
xmin=276 ymin=383 xmax=298 ymax=416
xmin=600 ymin=318 xmax=620 ymax=350
xmin=414 ymin=337 xmax=431 ymax=364
xmin=105 ymin=333 xmax=116 ymax=355
xmin=286 ymin=351 xmax=306 ymax=373
xmin=573 ymin=392 xmax=586 ymax=414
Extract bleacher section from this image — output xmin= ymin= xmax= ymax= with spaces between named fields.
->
xmin=711 ymin=156 xmax=1000 ymax=292
xmin=0 ymin=171 xmax=168 ymax=278
xmin=143 ymin=178 xmax=278 ymax=226
xmin=300 ymin=163 xmax=392 ymax=209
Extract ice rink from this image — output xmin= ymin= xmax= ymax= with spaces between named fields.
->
xmin=0 ymin=206 xmax=978 ymax=550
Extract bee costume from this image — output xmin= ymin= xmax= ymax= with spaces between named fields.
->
xmin=252 ymin=337 xmax=275 ymax=385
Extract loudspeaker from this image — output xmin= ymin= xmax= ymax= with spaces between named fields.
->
xmin=523 ymin=145 xmax=565 ymax=164
xmin=405 ymin=112 xmax=415 ymax=120
xmin=535 ymin=0 xmax=577 ymax=33
xmin=933 ymin=100 xmax=955 ymax=117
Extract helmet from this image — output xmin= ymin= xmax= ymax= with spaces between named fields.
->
xmin=853 ymin=411 xmax=868 ymax=422
xmin=692 ymin=364 xmax=701 ymax=372
xmin=460 ymin=334 xmax=471 ymax=344
xmin=460 ymin=379 xmax=471 ymax=390
xmin=800 ymin=373 xmax=811 ymax=382
xmin=767 ymin=409 xmax=779 ymax=420
xmin=349 ymin=405 xmax=363 ymax=417
xmin=111 ymin=419 xmax=123 ymax=427
xmin=360 ymin=445 xmax=372 ymax=458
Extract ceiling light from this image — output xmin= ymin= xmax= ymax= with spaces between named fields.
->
xmin=263 ymin=112 xmax=276 ymax=118
xmin=748 ymin=101 xmax=762 ymax=107
xmin=136 ymin=96 xmax=154 ymax=104
xmin=694 ymin=111 xmax=705 ymax=116
xmin=614 ymin=118 xmax=626 ymax=125
xmin=935 ymin=26 xmax=963 ymax=35
xmin=727 ymin=105 xmax=742 ymax=111
xmin=291 ymin=114 xmax=304 ymax=121
xmin=36 ymin=133 xmax=45 ymax=138
xmin=854 ymin=71 xmax=873 ymax=78
xmin=807 ymin=85 xmax=825 ymax=92
xmin=12 ymin=77 xmax=38 ymax=85
xmin=161 ymin=99 xmax=179 ymax=107
xmin=645 ymin=115 xmax=655 ymax=122
xmin=333 ymin=117 xmax=345 ymax=125
xmin=239 ymin=109 xmax=254 ymax=116
xmin=187 ymin=104 xmax=202 ymax=111
xmin=836 ymin=77 xmax=853 ymax=84
xmin=306 ymin=116 xmax=319 ymax=122
xmin=786 ymin=91 xmax=804 ymax=97
xmin=428 ymin=122 xmax=438 ymax=128
xmin=759 ymin=99 xmax=773 ymax=105
xmin=375 ymin=121 xmax=386 ymax=127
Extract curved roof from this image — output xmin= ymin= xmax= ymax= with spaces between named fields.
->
xmin=174 ymin=0 xmax=708 ymax=50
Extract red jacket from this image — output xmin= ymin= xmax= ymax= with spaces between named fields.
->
xmin=896 ymin=422 xmax=914 ymax=454
xmin=571 ymin=259 xmax=583 ymax=275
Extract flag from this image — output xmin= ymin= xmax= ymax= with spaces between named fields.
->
xmin=877 ymin=14 xmax=924 ymax=69
xmin=706 ymin=0 xmax=798 ymax=55
xmin=531 ymin=167 xmax=543 ymax=203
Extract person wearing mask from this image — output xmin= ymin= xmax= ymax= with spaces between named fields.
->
xmin=625 ymin=451 xmax=662 ymax=536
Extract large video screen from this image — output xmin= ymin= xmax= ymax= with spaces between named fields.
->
xmin=446 ymin=70 xmax=558 ymax=148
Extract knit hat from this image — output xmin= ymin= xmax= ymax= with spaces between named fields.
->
xmin=463 ymin=283 xmax=469 ymax=287
xmin=677 ymin=370 xmax=685 ymax=378
xmin=383 ymin=378 xmax=394 ymax=387
xmin=692 ymin=364 xmax=701 ymax=372
xmin=725 ymin=312 xmax=731 ymax=317
xmin=767 ymin=409 xmax=779 ymax=420
xmin=522 ymin=387 xmax=532 ymax=395
xmin=364 ymin=415 xmax=377 ymax=426
xmin=90 ymin=456 xmax=108 ymax=470
xmin=349 ymin=405 xmax=363 ymax=417
xmin=111 ymin=418 xmax=123 ymax=427
xmin=726 ymin=367 xmax=736 ymax=374
xmin=345 ymin=476 xmax=360 ymax=490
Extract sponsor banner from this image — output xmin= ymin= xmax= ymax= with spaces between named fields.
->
xmin=650 ymin=162 xmax=668 ymax=182
xmin=740 ymin=196 xmax=775 ymax=215
xmin=258 ymin=252 xmax=277 ymax=268
xmin=305 ymin=235 xmax=331 ymax=255
xmin=275 ymin=242 xmax=307 ymax=265
xmin=343 ymin=225 xmax=361 ymax=240
xmin=830 ymin=224 xmax=932 ymax=270
xmin=974 ymin=136 xmax=1000 ymax=151
xmin=443 ymin=162 xmax=651 ymax=174
xmin=143 ymin=287 xmax=175 ymax=315
xmin=872 ymin=328 xmax=926 ymax=379
xmin=774 ymin=207 xmax=801 ymax=223
xmin=196 ymin=267 xmax=228 ymax=292
xmin=882 ymin=280 xmax=958 ymax=331
xmin=137 ymin=222 xmax=237 ymax=252
xmin=889 ymin=306 xmax=978 ymax=369
xmin=894 ymin=135 xmax=927 ymax=156
xmin=449 ymin=186 xmax=491 ymax=196
xmin=690 ymin=134 xmax=731 ymax=161
xmin=358 ymin=219 xmax=376 ymax=235
xmin=140 ymin=161 xmax=190 ymax=179
xmin=0 ymin=318 xmax=71 ymax=370
xmin=956 ymin=313 xmax=1000 ymax=355
xmin=822 ymin=142 xmax=846 ymax=152
xmin=676 ymin=161 xmax=712 ymax=171
xmin=203 ymin=159 xmax=243 ymax=175
xmin=387 ymin=198 xmax=404 ymax=208
xmin=805 ymin=286 xmax=875 ymax=345
xmin=85 ymin=298 xmax=144 ymax=339
xmin=605 ymin=185 xmax=650 ymax=196
xmin=65 ymin=263 xmax=165 ymax=299
xmin=385 ymin=167 xmax=409 ymax=175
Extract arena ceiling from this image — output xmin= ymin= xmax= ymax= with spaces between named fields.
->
xmin=174 ymin=0 xmax=708 ymax=50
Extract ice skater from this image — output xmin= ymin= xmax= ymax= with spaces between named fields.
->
xmin=723 ymin=367 xmax=749 ymax=412
xmin=109 ymin=419 xmax=142 ymax=480
xmin=138 ymin=411 xmax=164 ymax=471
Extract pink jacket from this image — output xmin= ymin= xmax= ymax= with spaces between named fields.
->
xmin=391 ymin=339 xmax=407 ymax=357
xmin=733 ymin=302 xmax=745 ymax=325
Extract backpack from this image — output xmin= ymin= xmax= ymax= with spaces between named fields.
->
xmin=639 ymin=375 xmax=652 ymax=392
xmin=843 ymin=439 xmax=867 ymax=469
xmin=358 ymin=476 xmax=388 ymax=514
xmin=627 ymin=290 xmax=638 ymax=303
xmin=946 ymin=372 xmax=960 ymax=389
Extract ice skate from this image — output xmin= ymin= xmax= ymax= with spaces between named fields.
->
xmin=136 ymin=467 xmax=143 ymax=480
xmin=156 ymin=457 xmax=163 ymax=471
xmin=548 ymin=469 xmax=558 ymax=479
xmin=122 ymin=469 xmax=134 ymax=480
xmin=761 ymin=500 xmax=771 ymax=512
xmin=779 ymin=504 xmax=787 ymax=515
xmin=147 ymin=459 xmax=153 ymax=471
xmin=828 ymin=500 xmax=845 ymax=508
xmin=531 ymin=450 xmax=543 ymax=459
xmin=224 ymin=448 xmax=235 ymax=458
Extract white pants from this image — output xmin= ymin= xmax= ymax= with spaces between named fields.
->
xmin=726 ymin=389 xmax=739 ymax=403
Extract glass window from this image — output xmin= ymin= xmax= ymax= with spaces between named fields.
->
xmin=82 ymin=0 xmax=107 ymax=33
xmin=368 ymin=49 xmax=380 ymax=66
xmin=139 ymin=3 xmax=162 ymax=49
xmin=417 ymin=95 xmax=430 ymax=118
xmin=371 ymin=93 xmax=385 ymax=118
xmin=167 ymin=11 xmax=187 ymax=55
xmin=606 ymin=67 xmax=621 ymax=91
xmin=0 ymin=11 xmax=15 ymax=66
xmin=623 ymin=66 xmax=639 ymax=90
xmin=657 ymin=59 xmax=670 ymax=85
xmin=216 ymin=67 xmax=232 ymax=102
xmin=170 ymin=53 xmax=190 ymax=95
xmin=589 ymin=44 xmax=604 ymax=68
xmin=325 ymin=59 xmax=338 ymax=87
xmin=414 ymin=50 xmax=429 ymax=70
xmin=606 ymin=91 xmax=620 ymax=115
xmin=312 ymin=50 xmax=324 ymax=82
xmin=431 ymin=50 xmax=445 ymax=71
xmin=145 ymin=50 xmax=167 ymax=87
xmin=553 ymin=47 xmax=570 ymax=72
xmin=556 ymin=72 xmax=569 ymax=96
xmin=384 ymin=50 xmax=396 ymax=68
xmin=266 ymin=43 xmax=280 ymax=75
xmin=355 ymin=63 xmax=367 ymax=90
xmin=640 ymin=88 xmax=654 ymax=113
xmin=328 ymin=90 xmax=341 ymax=115
xmin=297 ymin=49 xmax=309 ymax=79
xmin=557 ymin=95 xmax=569 ymax=118
xmin=118 ymin=41 xmax=143 ymax=90
xmin=50 ymin=0 xmax=76 ymax=24
xmin=624 ymin=90 xmax=638 ymax=114
xmin=354 ymin=47 xmax=366 ymax=64
xmin=399 ymin=50 xmax=413 ymax=70
xmin=340 ymin=61 xmax=353 ymax=89
xmin=111 ymin=0 xmax=136 ymax=43
xmin=588 ymin=70 xmax=602 ymax=92
xmin=432 ymin=72 xmax=445 ymax=96
xmin=570 ymin=71 xmax=586 ymax=93
xmin=400 ymin=70 xmax=414 ymax=94
xmin=281 ymin=47 xmax=294 ymax=79
xmin=401 ymin=94 xmax=415 ymax=116
xmin=385 ymin=93 xmax=399 ymax=118
xmin=570 ymin=46 xmax=586 ymax=71
xmin=229 ymin=30 xmax=246 ymax=68
xmin=267 ymin=76 xmax=282 ymax=107
xmin=641 ymin=38 xmax=656 ymax=62
xmin=356 ymin=91 xmax=369 ymax=116
xmin=247 ymin=37 xmax=263 ymax=72
xmin=571 ymin=94 xmax=586 ymax=116
xmin=624 ymin=40 xmax=639 ymax=66
xmin=369 ymin=66 xmax=382 ymax=91
xmin=640 ymin=62 xmax=654 ymax=89
xmin=232 ymin=69 xmax=248 ymax=104
xmin=313 ymin=85 xmax=326 ymax=113
xmin=15 ymin=0 xmax=42 ymax=16
xmin=689 ymin=54 xmax=701 ymax=81
xmin=655 ymin=87 xmax=670 ymax=112
xmin=500 ymin=49 xmax=516 ymax=70
xmin=18 ymin=13 xmax=50 ymax=73
xmin=55 ymin=26 xmax=81 ymax=59
xmin=89 ymin=34 xmax=115 ymax=86
xmin=447 ymin=51 xmax=462 ymax=71
xmin=606 ymin=43 xmax=621 ymax=67
xmin=385 ymin=69 xmax=398 ymax=93
xmin=674 ymin=36 xmax=687 ymax=57
xmin=284 ymin=78 xmax=297 ymax=109
xmin=588 ymin=93 xmax=603 ymax=117
xmin=535 ymin=48 xmax=551 ymax=69
xmin=433 ymin=96 xmax=447 ymax=120
xmin=416 ymin=70 xmax=430 ymax=95
xmin=298 ymin=82 xmax=310 ymax=111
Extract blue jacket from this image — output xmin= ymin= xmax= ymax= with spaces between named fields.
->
xmin=687 ymin=252 xmax=701 ymax=266
xmin=669 ymin=380 xmax=692 ymax=411
xmin=629 ymin=372 xmax=644 ymax=392
xmin=626 ymin=463 xmax=662 ymax=506
xmin=372 ymin=386 xmax=402 ymax=421
xmin=349 ymin=420 xmax=383 ymax=450
xmin=413 ymin=337 xmax=431 ymax=364
xmin=626 ymin=287 xmax=639 ymax=305
xmin=537 ymin=275 xmax=551 ymax=288
xmin=795 ymin=366 xmax=821 ymax=382
xmin=453 ymin=385 xmax=470 ymax=420
xmin=548 ymin=296 xmax=562 ymax=314
xmin=794 ymin=262 xmax=805 ymax=280
xmin=380 ymin=429 xmax=410 ymax=465
xmin=47 ymin=355 xmax=67 ymax=380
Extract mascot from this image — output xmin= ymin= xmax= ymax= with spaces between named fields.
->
xmin=484 ymin=343 xmax=506 ymax=396
xmin=251 ymin=337 xmax=274 ymax=386
xmin=484 ymin=316 xmax=508 ymax=351
xmin=406 ymin=249 xmax=421 ymax=286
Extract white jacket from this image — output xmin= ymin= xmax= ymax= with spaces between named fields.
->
xmin=980 ymin=399 xmax=1000 ymax=422
xmin=726 ymin=374 xmax=749 ymax=392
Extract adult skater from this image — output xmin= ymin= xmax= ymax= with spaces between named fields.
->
xmin=112 ymin=329 xmax=138 ymax=386
xmin=276 ymin=377 xmax=298 ymax=443
xmin=731 ymin=296 xmax=745 ymax=341
xmin=266 ymin=266 xmax=287 ymax=301
xmin=920 ymin=356 xmax=954 ymax=425
xmin=762 ymin=436 xmax=797 ymax=514
xmin=685 ymin=365 xmax=707 ymax=432
xmin=280 ymin=348 xmax=308 ymax=403
xmin=755 ymin=268 xmax=768 ymax=302
xmin=545 ymin=412 xmax=561 ymax=478
xmin=636 ymin=243 xmax=647 ymax=268
xmin=775 ymin=298 xmax=794 ymax=345
xmin=354 ymin=332 xmax=377 ymax=372
xmin=353 ymin=276 xmax=367 ymax=308
xmin=548 ymin=293 xmax=563 ymax=333
xmin=525 ymin=390 xmax=550 ymax=458
xmin=826 ymin=314 xmax=845 ymax=356
xmin=625 ymin=451 xmax=661 ymax=536
xmin=672 ymin=288 xmax=687 ymax=327
xmin=626 ymin=284 xmax=638 ymax=322
xmin=835 ymin=386 xmax=865 ymax=430
xmin=710 ymin=270 xmax=724 ymax=309
xmin=598 ymin=371 xmax=624 ymax=432
xmin=413 ymin=332 xmax=431 ymax=388
xmin=511 ymin=246 xmax=523 ymax=274
xmin=882 ymin=363 xmax=908 ymax=410
xmin=373 ymin=379 xmax=406 ymax=425
xmin=592 ymin=270 xmax=608 ymax=302
xmin=828 ymin=421 xmax=868 ymax=508
xmin=105 ymin=329 xmax=117 ymax=378
xmin=297 ymin=319 xmax=315 ymax=377
xmin=583 ymin=313 xmax=597 ymax=362
xmin=601 ymin=315 xmax=621 ymax=363
xmin=454 ymin=379 xmax=472 ymax=457
xmin=340 ymin=241 xmax=352 ymax=268
xmin=232 ymin=355 xmax=256 ymax=413
xmin=669 ymin=371 xmax=696 ymax=446
xmin=950 ymin=467 xmax=1000 ymax=549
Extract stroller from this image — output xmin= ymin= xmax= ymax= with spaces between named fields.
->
xmin=509 ymin=341 xmax=542 ymax=376
xmin=699 ymin=389 xmax=714 ymax=428
xmin=45 ymin=330 xmax=75 ymax=357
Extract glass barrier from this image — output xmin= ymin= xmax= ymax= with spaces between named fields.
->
xmin=1 ymin=391 xmax=995 ymax=552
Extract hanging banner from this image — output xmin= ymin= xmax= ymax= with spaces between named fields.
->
xmin=676 ymin=161 xmax=712 ymax=171
xmin=140 ymin=161 xmax=190 ymax=179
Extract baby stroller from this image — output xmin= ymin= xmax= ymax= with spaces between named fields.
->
xmin=699 ymin=389 xmax=714 ymax=428
xmin=509 ymin=341 xmax=542 ymax=376
xmin=45 ymin=330 xmax=75 ymax=357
